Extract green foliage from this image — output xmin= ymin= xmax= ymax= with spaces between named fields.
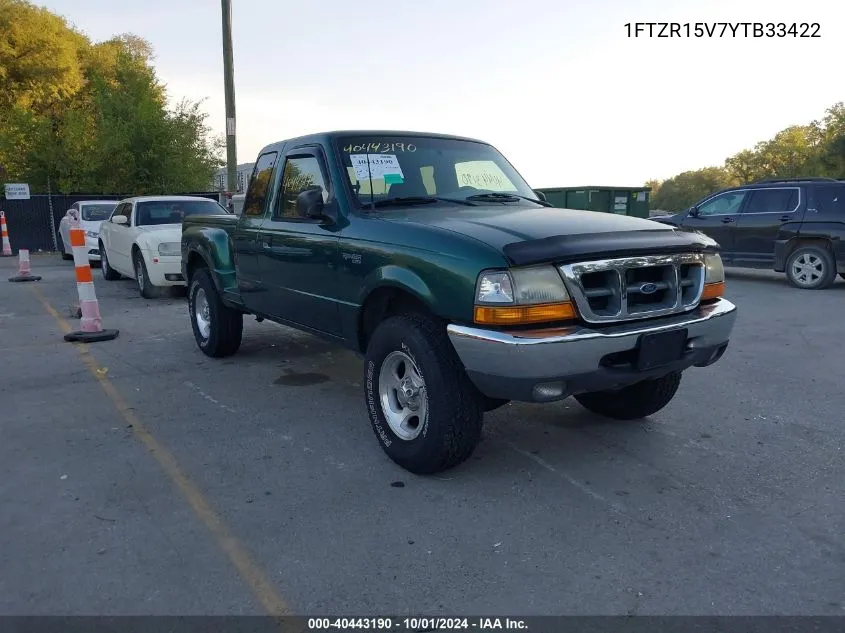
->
xmin=650 ymin=167 xmax=738 ymax=213
xmin=0 ymin=0 xmax=223 ymax=194
xmin=648 ymin=102 xmax=845 ymax=212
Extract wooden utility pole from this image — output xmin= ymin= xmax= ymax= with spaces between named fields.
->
xmin=221 ymin=0 xmax=237 ymax=193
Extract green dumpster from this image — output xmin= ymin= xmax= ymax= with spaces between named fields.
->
xmin=535 ymin=186 xmax=651 ymax=219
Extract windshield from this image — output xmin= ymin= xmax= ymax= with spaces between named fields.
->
xmin=136 ymin=199 xmax=227 ymax=226
xmin=335 ymin=135 xmax=538 ymax=209
xmin=81 ymin=203 xmax=117 ymax=222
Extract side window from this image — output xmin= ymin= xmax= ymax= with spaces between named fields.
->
xmin=243 ymin=151 xmax=279 ymax=217
xmin=274 ymin=155 xmax=328 ymax=220
xmin=744 ymin=188 xmax=799 ymax=214
xmin=814 ymin=186 xmax=845 ymax=214
xmin=697 ymin=191 xmax=747 ymax=216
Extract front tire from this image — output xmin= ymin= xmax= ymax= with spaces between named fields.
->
xmin=786 ymin=245 xmax=836 ymax=290
xmin=100 ymin=243 xmax=120 ymax=280
xmin=364 ymin=313 xmax=484 ymax=474
xmin=189 ymin=268 xmax=243 ymax=358
xmin=574 ymin=371 xmax=682 ymax=420
xmin=134 ymin=250 xmax=161 ymax=299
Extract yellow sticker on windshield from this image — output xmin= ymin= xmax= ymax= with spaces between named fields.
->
xmin=455 ymin=161 xmax=517 ymax=192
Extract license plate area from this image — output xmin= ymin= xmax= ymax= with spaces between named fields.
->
xmin=636 ymin=328 xmax=688 ymax=371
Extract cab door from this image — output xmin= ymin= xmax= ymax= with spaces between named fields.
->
xmin=102 ymin=201 xmax=134 ymax=275
xmin=254 ymin=145 xmax=343 ymax=336
xmin=231 ymin=150 xmax=280 ymax=310
xmin=733 ymin=187 xmax=803 ymax=267
xmin=679 ymin=189 xmax=748 ymax=261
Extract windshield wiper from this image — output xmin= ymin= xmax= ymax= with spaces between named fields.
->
xmin=465 ymin=192 xmax=552 ymax=207
xmin=370 ymin=196 xmax=476 ymax=208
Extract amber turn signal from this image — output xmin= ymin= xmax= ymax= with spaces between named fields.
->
xmin=474 ymin=301 xmax=578 ymax=326
xmin=701 ymin=281 xmax=725 ymax=301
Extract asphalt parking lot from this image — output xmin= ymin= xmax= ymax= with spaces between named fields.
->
xmin=0 ymin=253 xmax=843 ymax=616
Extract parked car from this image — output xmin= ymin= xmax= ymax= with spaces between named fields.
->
xmin=181 ymin=130 xmax=737 ymax=474
xmin=57 ymin=200 xmax=119 ymax=262
xmin=652 ymin=178 xmax=845 ymax=289
xmin=99 ymin=195 xmax=230 ymax=298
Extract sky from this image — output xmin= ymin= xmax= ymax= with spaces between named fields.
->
xmin=41 ymin=0 xmax=844 ymax=188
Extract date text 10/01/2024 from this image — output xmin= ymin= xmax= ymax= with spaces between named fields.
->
xmin=624 ymin=22 xmax=820 ymax=37
xmin=307 ymin=617 xmax=528 ymax=630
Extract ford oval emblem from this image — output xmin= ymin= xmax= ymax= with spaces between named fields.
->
xmin=639 ymin=282 xmax=658 ymax=295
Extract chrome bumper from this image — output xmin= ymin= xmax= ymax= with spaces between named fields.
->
xmin=447 ymin=298 xmax=737 ymax=403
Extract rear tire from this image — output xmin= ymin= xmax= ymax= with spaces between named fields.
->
xmin=364 ymin=313 xmax=484 ymax=474
xmin=189 ymin=268 xmax=243 ymax=358
xmin=100 ymin=243 xmax=120 ymax=280
xmin=134 ymin=250 xmax=161 ymax=299
xmin=574 ymin=371 xmax=682 ymax=420
xmin=785 ymin=245 xmax=836 ymax=290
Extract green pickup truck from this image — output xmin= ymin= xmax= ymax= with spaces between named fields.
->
xmin=182 ymin=131 xmax=737 ymax=474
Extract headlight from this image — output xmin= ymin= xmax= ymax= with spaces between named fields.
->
xmin=704 ymin=253 xmax=724 ymax=284
xmin=474 ymin=267 xmax=576 ymax=325
xmin=85 ymin=230 xmax=98 ymax=238
xmin=702 ymin=253 xmax=725 ymax=300
xmin=158 ymin=242 xmax=181 ymax=256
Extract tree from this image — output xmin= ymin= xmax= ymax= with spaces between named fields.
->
xmin=0 ymin=0 xmax=223 ymax=195
xmin=650 ymin=167 xmax=737 ymax=212
xmin=652 ymin=101 xmax=845 ymax=211
xmin=725 ymin=149 xmax=764 ymax=184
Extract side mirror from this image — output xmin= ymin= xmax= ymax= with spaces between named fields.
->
xmin=296 ymin=187 xmax=329 ymax=221
xmin=111 ymin=215 xmax=129 ymax=225
xmin=687 ymin=206 xmax=700 ymax=218
xmin=534 ymin=190 xmax=547 ymax=203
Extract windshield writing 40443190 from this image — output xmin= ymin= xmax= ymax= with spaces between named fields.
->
xmin=343 ymin=142 xmax=417 ymax=153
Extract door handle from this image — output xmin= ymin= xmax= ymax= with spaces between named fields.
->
xmin=779 ymin=215 xmax=791 ymax=222
xmin=721 ymin=217 xmax=735 ymax=224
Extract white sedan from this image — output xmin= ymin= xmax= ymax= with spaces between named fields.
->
xmin=99 ymin=195 xmax=229 ymax=298
xmin=58 ymin=200 xmax=119 ymax=261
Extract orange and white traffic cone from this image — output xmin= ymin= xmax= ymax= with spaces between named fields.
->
xmin=8 ymin=248 xmax=42 ymax=282
xmin=63 ymin=217 xmax=119 ymax=343
xmin=0 ymin=211 xmax=12 ymax=257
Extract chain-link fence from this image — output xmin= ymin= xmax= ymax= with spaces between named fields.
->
xmin=0 ymin=192 xmax=223 ymax=254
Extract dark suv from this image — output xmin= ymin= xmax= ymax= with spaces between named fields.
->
xmin=653 ymin=178 xmax=845 ymax=289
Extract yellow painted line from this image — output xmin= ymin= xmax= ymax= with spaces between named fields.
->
xmin=31 ymin=286 xmax=290 ymax=616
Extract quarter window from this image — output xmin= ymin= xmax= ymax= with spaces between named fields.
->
xmin=744 ymin=188 xmax=799 ymax=214
xmin=243 ymin=151 xmax=278 ymax=217
xmin=275 ymin=156 xmax=328 ymax=220
xmin=697 ymin=191 xmax=747 ymax=216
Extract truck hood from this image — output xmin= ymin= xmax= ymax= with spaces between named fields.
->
xmin=379 ymin=205 xmax=717 ymax=266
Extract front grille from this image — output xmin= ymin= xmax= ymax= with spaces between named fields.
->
xmin=559 ymin=253 xmax=705 ymax=324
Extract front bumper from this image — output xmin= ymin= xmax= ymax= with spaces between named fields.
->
xmin=144 ymin=253 xmax=186 ymax=286
xmin=447 ymin=298 xmax=737 ymax=403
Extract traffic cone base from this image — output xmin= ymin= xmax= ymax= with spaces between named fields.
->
xmin=8 ymin=273 xmax=42 ymax=282
xmin=64 ymin=329 xmax=119 ymax=343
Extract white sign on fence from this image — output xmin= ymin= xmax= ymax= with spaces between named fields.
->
xmin=4 ymin=183 xmax=30 ymax=200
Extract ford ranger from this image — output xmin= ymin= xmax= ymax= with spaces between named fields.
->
xmin=181 ymin=131 xmax=738 ymax=474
